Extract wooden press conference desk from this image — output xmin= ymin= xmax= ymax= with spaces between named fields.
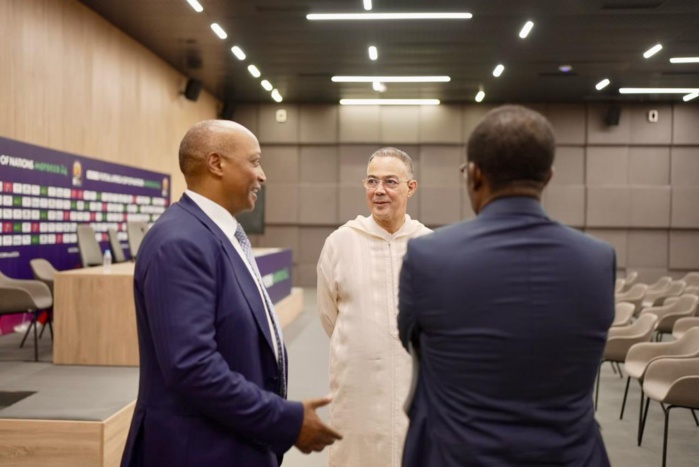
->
xmin=53 ymin=249 xmax=302 ymax=366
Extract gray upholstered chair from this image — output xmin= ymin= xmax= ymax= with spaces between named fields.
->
xmin=0 ymin=271 xmax=53 ymax=361
xmin=127 ymin=222 xmax=148 ymax=260
xmin=108 ymin=228 xmax=127 ymax=263
xmin=642 ymin=356 xmax=699 ymax=467
xmin=77 ymin=224 xmax=103 ymax=267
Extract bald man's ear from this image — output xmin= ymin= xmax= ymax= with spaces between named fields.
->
xmin=206 ymin=152 xmax=225 ymax=177
xmin=407 ymin=179 xmax=417 ymax=197
xmin=468 ymin=162 xmax=484 ymax=191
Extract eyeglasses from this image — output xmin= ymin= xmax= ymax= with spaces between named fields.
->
xmin=362 ymin=177 xmax=412 ymax=190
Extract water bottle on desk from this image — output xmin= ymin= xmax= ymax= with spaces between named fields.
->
xmin=103 ymin=248 xmax=112 ymax=273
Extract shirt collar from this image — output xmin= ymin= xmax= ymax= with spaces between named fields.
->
xmin=185 ymin=189 xmax=239 ymax=238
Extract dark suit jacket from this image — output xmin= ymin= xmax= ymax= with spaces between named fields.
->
xmin=398 ymin=197 xmax=614 ymax=467
xmin=121 ymin=194 xmax=303 ymax=467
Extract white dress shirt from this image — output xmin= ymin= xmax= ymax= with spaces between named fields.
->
xmin=185 ymin=190 xmax=280 ymax=359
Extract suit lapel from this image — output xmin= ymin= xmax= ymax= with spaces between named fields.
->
xmin=177 ymin=195 xmax=277 ymax=356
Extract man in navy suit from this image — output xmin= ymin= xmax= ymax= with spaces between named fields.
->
xmin=121 ymin=120 xmax=341 ymax=467
xmin=398 ymin=105 xmax=614 ymax=466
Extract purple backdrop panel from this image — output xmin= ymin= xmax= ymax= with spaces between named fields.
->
xmin=0 ymin=136 xmax=170 ymax=335
xmin=255 ymin=249 xmax=293 ymax=304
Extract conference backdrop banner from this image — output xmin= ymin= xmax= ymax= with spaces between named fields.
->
xmin=0 ymin=136 xmax=170 ymax=334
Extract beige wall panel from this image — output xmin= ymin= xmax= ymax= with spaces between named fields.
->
xmin=258 ymin=226 xmax=300 ymax=256
xmin=672 ymin=104 xmax=699 ymax=144
xmin=586 ymin=146 xmax=628 ymax=185
xmin=629 ymin=186 xmax=671 ymax=227
xmin=547 ymin=104 xmax=586 ymax=145
xmin=298 ymin=226 xmax=336 ymax=264
xmin=0 ymin=0 xmax=218 ymax=203
xmin=669 ymin=231 xmax=699 ymax=270
xmin=585 ymin=229 xmax=628 ymax=268
xmin=419 ymin=105 xmax=463 ymax=143
xmin=339 ymin=185 xmax=369 ymax=222
xmin=419 ymin=146 xmax=463 ymax=187
xmin=631 ymin=268 xmax=670 ymax=284
xmin=671 ymin=187 xmax=699 ymax=228
xmin=261 ymin=146 xmax=299 ymax=183
xmin=339 ymin=145 xmax=382 ymax=183
xmin=299 ymin=146 xmax=338 ymax=183
xmin=339 ymin=105 xmax=380 ymax=142
xmin=670 ymin=147 xmax=699 ymax=185
xmin=542 ymin=185 xmax=586 ymax=227
xmin=258 ymin=104 xmax=299 ymax=144
xmin=629 ymin=105 xmax=672 ymax=145
xmin=586 ymin=187 xmax=630 ymax=227
xmin=380 ymin=106 xmax=420 ymax=144
xmin=407 ymin=194 xmax=419 ymax=220
xmin=628 ymin=147 xmax=670 ymax=185
xmin=298 ymin=184 xmax=338 ymax=225
xmin=418 ymin=187 xmax=462 ymax=226
xmin=265 ymin=184 xmax=298 ymax=224
xmin=463 ymin=104 xmax=496 ymax=141
xmin=300 ymin=105 xmax=338 ymax=144
xmin=233 ymin=105 xmax=259 ymax=135
xmin=551 ymin=147 xmax=585 ymax=185
xmin=295 ymin=263 xmax=319 ymax=287
xmin=586 ymin=104 xmax=631 ymax=145
xmin=627 ymin=230 xmax=669 ymax=268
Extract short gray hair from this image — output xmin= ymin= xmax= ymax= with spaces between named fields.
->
xmin=367 ymin=147 xmax=415 ymax=179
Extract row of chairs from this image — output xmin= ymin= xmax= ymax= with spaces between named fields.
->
xmin=615 ymin=271 xmax=699 ymax=315
xmin=598 ymin=276 xmax=699 ymax=467
xmin=77 ymin=222 xmax=148 ymax=268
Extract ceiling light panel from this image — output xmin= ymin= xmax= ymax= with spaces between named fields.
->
xmin=271 ymin=89 xmax=283 ymax=102
xmin=231 ymin=46 xmax=246 ymax=61
xmin=670 ymin=57 xmax=699 ymax=63
xmin=307 ymin=13 xmax=472 ymax=21
xmin=332 ymin=76 xmax=450 ymax=83
xmin=368 ymin=46 xmax=378 ymax=61
xmin=683 ymin=92 xmax=699 ymax=102
xmin=493 ymin=64 xmax=505 ymax=77
xmin=643 ymin=44 xmax=663 ymax=58
xmin=261 ymin=80 xmax=273 ymax=91
xmin=210 ymin=23 xmax=228 ymax=40
xmin=595 ymin=79 xmax=610 ymax=90
xmin=619 ymin=88 xmax=699 ymax=94
xmin=186 ymin=0 xmax=203 ymax=13
xmin=363 ymin=0 xmax=372 ymax=10
xmin=339 ymin=99 xmax=440 ymax=105
xmin=519 ymin=21 xmax=534 ymax=38
xmin=475 ymin=90 xmax=485 ymax=102
xmin=247 ymin=65 xmax=261 ymax=78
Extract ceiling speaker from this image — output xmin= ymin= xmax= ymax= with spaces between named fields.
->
xmin=605 ymin=105 xmax=621 ymax=126
xmin=183 ymin=79 xmax=203 ymax=102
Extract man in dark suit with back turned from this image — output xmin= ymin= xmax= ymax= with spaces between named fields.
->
xmin=121 ymin=120 xmax=341 ymax=467
xmin=398 ymin=105 xmax=614 ymax=466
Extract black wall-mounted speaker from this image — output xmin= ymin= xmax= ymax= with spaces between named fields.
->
xmin=220 ymin=101 xmax=235 ymax=120
xmin=184 ymin=79 xmax=203 ymax=102
xmin=605 ymin=105 xmax=622 ymax=126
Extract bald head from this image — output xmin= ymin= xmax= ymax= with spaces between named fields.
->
xmin=179 ymin=120 xmax=256 ymax=178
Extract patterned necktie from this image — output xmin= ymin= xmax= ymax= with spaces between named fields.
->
xmin=234 ymin=223 xmax=287 ymax=398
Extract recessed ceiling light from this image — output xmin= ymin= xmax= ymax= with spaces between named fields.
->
xmin=684 ymin=92 xmax=699 ymax=102
xmin=670 ymin=57 xmax=699 ymax=64
xmin=186 ymin=0 xmax=203 ymax=13
xmin=368 ymin=46 xmax=378 ymax=61
xmin=595 ymin=79 xmax=611 ymax=90
xmin=271 ymin=89 xmax=283 ymax=102
xmin=363 ymin=0 xmax=372 ymax=11
xmin=492 ymin=64 xmax=505 ymax=77
xmin=519 ymin=21 xmax=534 ymax=39
xmin=558 ymin=65 xmax=573 ymax=72
xmin=231 ymin=46 xmax=246 ymax=61
xmin=619 ymin=88 xmax=699 ymax=94
xmin=332 ymin=76 xmax=450 ymax=83
xmin=261 ymin=80 xmax=273 ymax=91
xmin=339 ymin=99 xmax=440 ymax=105
xmin=643 ymin=44 xmax=663 ymax=59
xmin=210 ymin=23 xmax=228 ymax=40
xmin=372 ymin=81 xmax=387 ymax=92
xmin=247 ymin=65 xmax=261 ymax=78
xmin=307 ymin=12 xmax=472 ymax=21
xmin=475 ymin=90 xmax=485 ymax=102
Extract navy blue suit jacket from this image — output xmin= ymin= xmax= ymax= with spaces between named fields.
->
xmin=121 ymin=194 xmax=303 ymax=467
xmin=398 ymin=197 xmax=614 ymax=467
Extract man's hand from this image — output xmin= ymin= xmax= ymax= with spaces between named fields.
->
xmin=294 ymin=396 xmax=343 ymax=454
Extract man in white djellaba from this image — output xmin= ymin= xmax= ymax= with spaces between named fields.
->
xmin=317 ymin=147 xmax=431 ymax=467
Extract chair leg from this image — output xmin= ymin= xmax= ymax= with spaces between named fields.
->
xmin=638 ymin=394 xmax=650 ymax=446
xmin=617 ymin=362 xmax=624 ymax=378
xmin=692 ymin=409 xmax=699 ymax=427
xmin=47 ymin=320 xmax=54 ymax=341
xmin=19 ymin=316 xmax=36 ymax=348
xmin=620 ymin=376 xmax=631 ymax=419
xmin=662 ymin=406 xmax=673 ymax=467
xmin=610 ymin=361 xmax=617 ymax=375
xmin=32 ymin=310 xmax=39 ymax=362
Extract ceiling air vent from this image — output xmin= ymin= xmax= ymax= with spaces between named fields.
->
xmin=601 ymin=1 xmax=666 ymax=10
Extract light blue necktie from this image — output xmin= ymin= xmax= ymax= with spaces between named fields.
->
xmin=234 ymin=223 xmax=287 ymax=398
